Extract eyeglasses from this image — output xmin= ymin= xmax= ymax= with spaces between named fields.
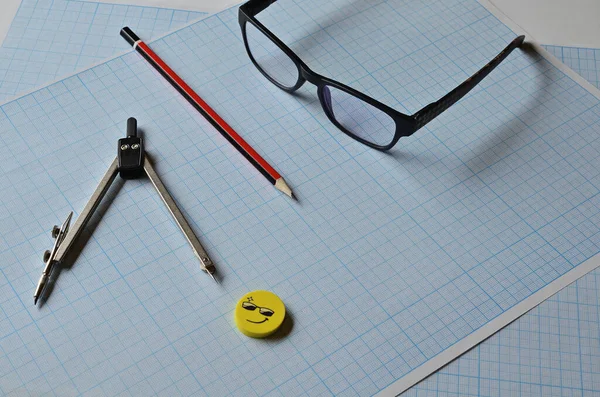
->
xmin=242 ymin=301 xmax=275 ymax=316
xmin=238 ymin=0 xmax=525 ymax=151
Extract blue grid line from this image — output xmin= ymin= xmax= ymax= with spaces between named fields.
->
xmin=405 ymin=266 xmax=600 ymax=396
xmin=0 ymin=0 xmax=599 ymax=395
xmin=0 ymin=0 xmax=206 ymax=102
xmin=544 ymin=44 xmax=600 ymax=90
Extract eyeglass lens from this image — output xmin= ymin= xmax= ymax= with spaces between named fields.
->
xmin=245 ymin=22 xmax=299 ymax=89
xmin=322 ymin=85 xmax=396 ymax=146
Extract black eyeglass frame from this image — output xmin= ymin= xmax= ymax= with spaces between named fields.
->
xmin=238 ymin=0 xmax=525 ymax=151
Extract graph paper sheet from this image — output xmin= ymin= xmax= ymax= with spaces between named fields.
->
xmin=0 ymin=0 xmax=599 ymax=396
xmin=0 ymin=0 xmax=205 ymax=102
xmin=72 ymin=0 xmax=241 ymax=13
xmin=406 ymin=266 xmax=600 ymax=396
xmin=403 ymin=45 xmax=600 ymax=396
xmin=543 ymin=45 xmax=600 ymax=90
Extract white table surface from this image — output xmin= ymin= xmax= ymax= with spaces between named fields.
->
xmin=0 ymin=0 xmax=20 ymax=46
xmin=490 ymin=0 xmax=600 ymax=48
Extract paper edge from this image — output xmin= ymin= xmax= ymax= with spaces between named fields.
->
xmin=0 ymin=1 xmax=598 ymax=394
xmin=0 ymin=9 xmax=220 ymax=106
xmin=75 ymin=0 xmax=242 ymax=13
xmin=532 ymin=42 xmax=600 ymax=99
xmin=1 ymin=0 xmax=597 ymax=107
xmin=377 ymin=0 xmax=600 ymax=395
xmin=376 ymin=253 xmax=600 ymax=396
xmin=0 ymin=0 xmax=22 ymax=47
xmin=480 ymin=0 xmax=600 ymax=100
xmin=541 ymin=43 xmax=600 ymax=51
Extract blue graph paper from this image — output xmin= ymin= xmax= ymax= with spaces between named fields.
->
xmin=0 ymin=0 xmax=205 ymax=102
xmin=406 ymin=45 xmax=600 ymax=397
xmin=406 ymin=266 xmax=600 ymax=396
xmin=0 ymin=0 xmax=599 ymax=395
xmin=543 ymin=45 xmax=600 ymax=90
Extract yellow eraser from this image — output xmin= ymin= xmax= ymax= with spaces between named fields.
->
xmin=235 ymin=290 xmax=286 ymax=338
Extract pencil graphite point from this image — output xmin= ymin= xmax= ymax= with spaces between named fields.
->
xmin=275 ymin=178 xmax=294 ymax=198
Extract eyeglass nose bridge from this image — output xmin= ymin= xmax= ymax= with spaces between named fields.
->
xmin=289 ymin=60 xmax=325 ymax=89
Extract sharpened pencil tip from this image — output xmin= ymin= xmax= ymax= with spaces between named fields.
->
xmin=274 ymin=177 xmax=294 ymax=199
xmin=34 ymin=296 xmax=39 ymax=305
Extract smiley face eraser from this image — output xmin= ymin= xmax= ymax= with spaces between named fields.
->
xmin=235 ymin=290 xmax=286 ymax=338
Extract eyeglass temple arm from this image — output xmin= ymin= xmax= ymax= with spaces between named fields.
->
xmin=241 ymin=0 xmax=278 ymax=17
xmin=412 ymin=35 xmax=525 ymax=130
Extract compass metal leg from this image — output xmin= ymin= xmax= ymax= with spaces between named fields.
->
xmin=55 ymin=157 xmax=120 ymax=264
xmin=143 ymin=156 xmax=216 ymax=279
xmin=34 ymin=158 xmax=119 ymax=305
xmin=34 ymin=118 xmax=218 ymax=305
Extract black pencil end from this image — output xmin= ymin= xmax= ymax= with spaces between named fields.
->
xmin=120 ymin=27 xmax=140 ymax=47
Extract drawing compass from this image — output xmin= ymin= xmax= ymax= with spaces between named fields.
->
xmin=34 ymin=118 xmax=217 ymax=305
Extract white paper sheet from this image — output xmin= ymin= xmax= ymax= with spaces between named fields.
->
xmin=491 ymin=0 xmax=600 ymax=48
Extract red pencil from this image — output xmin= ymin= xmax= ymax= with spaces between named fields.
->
xmin=120 ymin=27 xmax=293 ymax=198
